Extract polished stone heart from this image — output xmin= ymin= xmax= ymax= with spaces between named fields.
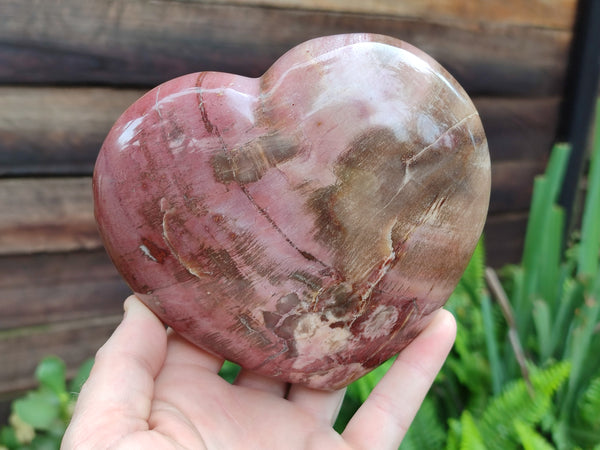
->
xmin=94 ymin=34 xmax=490 ymax=390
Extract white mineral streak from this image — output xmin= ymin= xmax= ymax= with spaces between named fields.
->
xmin=139 ymin=244 xmax=157 ymax=262
xmin=359 ymin=305 xmax=399 ymax=339
xmin=159 ymin=198 xmax=212 ymax=278
xmin=292 ymin=312 xmax=352 ymax=369
xmin=117 ymin=116 xmax=145 ymax=150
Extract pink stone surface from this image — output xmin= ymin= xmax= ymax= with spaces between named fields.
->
xmin=94 ymin=33 xmax=491 ymax=390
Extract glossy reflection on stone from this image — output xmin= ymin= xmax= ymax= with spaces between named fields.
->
xmin=94 ymin=33 xmax=491 ymax=390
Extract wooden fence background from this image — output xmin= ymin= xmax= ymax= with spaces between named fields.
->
xmin=0 ymin=0 xmax=577 ymax=418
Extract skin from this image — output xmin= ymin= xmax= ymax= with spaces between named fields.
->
xmin=61 ymin=295 xmax=456 ymax=450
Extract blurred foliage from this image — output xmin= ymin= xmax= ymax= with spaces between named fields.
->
xmin=0 ymin=357 xmax=93 ymax=450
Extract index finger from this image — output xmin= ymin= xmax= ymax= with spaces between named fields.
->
xmin=342 ymin=309 xmax=456 ymax=450
xmin=63 ymin=295 xmax=167 ymax=448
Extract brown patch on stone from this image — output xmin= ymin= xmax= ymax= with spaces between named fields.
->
xmin=276 ymin=293 xmax=300 ymax=314
xmin=263 ymin=311 xmax=300 ymax=358
xmin=235 ymin=313 xmax=272 ymax=347
xmin=140 ymin=237 xmax=169 ymax=263
xmin=262 ymin=311 xmax=281 ymax=330
xmin=290 ymin=270 xmax=322 ymax=292
xmin=196 ymin=72 xmax=214 ymax=134
xmin=211 ymin=133 xmax=299 ymax=184
xmin=307 ymin=185 xmax=344 ymax=247
xmin=202 ymin=247 xmax=245 ymax=281
xmin=306 ymin=124 xmax=475 ymax=290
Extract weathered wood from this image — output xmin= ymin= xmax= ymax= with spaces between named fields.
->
xmin=0 ymin=178 xmax=100 ymax=255
xmin=206 ymin=0 xmax=577 ymax=30
xmin=0 ymin=87 xmax=144 ymax=176
xmin=475 ymin=97 xmax=560 ymax=162
xmin=0 ymin=0 xmax=571 ymax=96
xmin=0 ymin=250 xmax=129 ymax=329
xmin=490 ymin=160 xmax=546 ymax=213
xmin=0 ymin=315 xmax=120 ymax=394
xmin=0 ymin=87 xmax=559 ymax=175
xmin=484 ymin=212 xmax=529 ymax=267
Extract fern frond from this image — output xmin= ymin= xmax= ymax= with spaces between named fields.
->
xmin=580 ymin=376 xmax=600 ymax=428
xmin=399 ymin=397 xmax=446 ymax=450
xmin=459 ymin=237 xmax=486 ymax=297
xmin=478 ymin=362 xmax=570 ymax=450
xmin=346 ymin=356 xmax=395 ymax=403
xmin=458 ymin=411 xmax=486 ymax=450
xmin=514 ymin=420 xmax=555 ymax=450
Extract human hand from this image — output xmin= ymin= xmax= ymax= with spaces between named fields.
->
xmin=62 ymin=295 xmax=455 ymax=449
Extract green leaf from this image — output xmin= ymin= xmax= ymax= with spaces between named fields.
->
xmin=35 ymin=357 xmax=66 ymax=395
xmin=538 ymin=205 xmax=564 ymax=308
xmin=30 ymin=434 xmax=62 ymax=450
xmin=347 ymin=357 xmax=395 ymax=403
xmin=481 ymin=294 xmax=503 ymax=395
xmin=68 ymin=358 xmax=94 ymax=394
xmin=218 ymin=360 xmax=241 ymax=384
xmin=458 ymin=410 xmax=486 ymax=450
xmin=399 ymin=397 xmax=446 ymax=450
xmin=0 ymin=426 xmax=19 ymax=448
xmin=13 ymin=391 xmax=60 ymax=431
xmin=561 ymin=290 xmax=600 ymax=420
xmin=521 ymin=144 xmax=570 ymax=307
xmin=532 ymin=300 xmax=552 ymax=361
xmin=514 ymin=420 xmax=555 ymax=450
xmin=578 ymin=99 xmax=600 ymax=279
xmin=459 ymin=237 xmax=486 ymax=297
xmin=479 ymin=362 xmax=570 ymax=450
xmin=580 ymin=376 xmax=600 ymax=428
xmin=550 ymin=279 xmax=584 ymax=358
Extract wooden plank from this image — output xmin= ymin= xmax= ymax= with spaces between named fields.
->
xmin=484 ymin=212 xmax=529 ymax=267
xmin=490 ymin=160 xmax=545 ymax=214
xmin=0 ymin=177 xmax=101 ymax=255
xmin=0 ymin=87 xmax=145 ymax=176
xmin=0 ymin=315 xmax=120 ymax=394
xmin=475 ymin=97 xmax=559 ymax=162
xmin=0 ymin=250 xmax=130 ymax=329
xmin=206 ymin=0 xmax=577 ymax=30
xmin=0 ymin=87 xmax=559 ymax=175
xmin=0 ymin=0 xmax=571 ymax=96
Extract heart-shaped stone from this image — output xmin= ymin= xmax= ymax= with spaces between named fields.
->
xmin=94 ymin=33 xmax=490 ymax=390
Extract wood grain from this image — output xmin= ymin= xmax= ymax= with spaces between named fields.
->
xmin=205 ymin=0 xmax=577 ymax=30
xmin=0 ymin=250 xmax=129 ymax=329
xmin=0 ymin=315 xmax=120 ymax=393
xmin=490 ymin=160 xmax=546 ymax=213
xmin=0 ymin=87 xmax=559 ymax=175
xmin=484 ymin=212 xmax=529 ymax=268
xmin=0 ymin=87 xmax=145 ymax=176
xmin=0 ymin=178 xmax=100 ymax=255
xmin=0 ymin=0 xmax=571 ymax=96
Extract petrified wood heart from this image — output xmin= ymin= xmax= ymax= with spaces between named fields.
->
xmin=94 ymin=34 xmax=490 ymax=390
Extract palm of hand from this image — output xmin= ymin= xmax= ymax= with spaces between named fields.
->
xmin=62 ymin=296 xmax=455 ymax=450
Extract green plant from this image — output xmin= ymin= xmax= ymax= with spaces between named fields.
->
xmin=0 ymin=357 xmax=93 ymax=450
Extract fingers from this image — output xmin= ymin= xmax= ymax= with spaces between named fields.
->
xmin=287 ymin=384 xmax=347 ymax=425
xmin=163 ymin=329 xmax=224 ymax=373
xmin=342 ymin=309 xmax=456 ymax=450
xmin=63 ymin=295 xmax=168 ymax=446
xmin=233 ymin=369 xmax=289 ymax=397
